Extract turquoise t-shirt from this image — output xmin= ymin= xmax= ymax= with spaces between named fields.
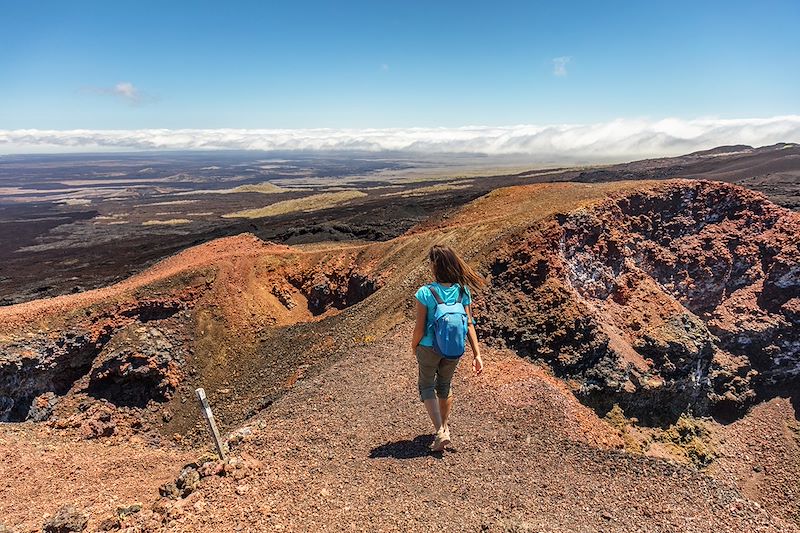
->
xmin=414 ymin=282 xmax=473 ymax=347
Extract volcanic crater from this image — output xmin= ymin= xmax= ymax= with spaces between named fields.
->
xmin=477 ymin=181 xmax=799 ymax=425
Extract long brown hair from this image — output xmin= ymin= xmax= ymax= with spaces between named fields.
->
xmin=428 ymin=244 xmax=486 ymax=290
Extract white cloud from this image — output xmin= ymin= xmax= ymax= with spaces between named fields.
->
xmin=112 ymin=82 xmax=140 ymax=102
xmin=86 ymin=81 xmax=151 ymax=105
xmin=1 ymin=116 xmax=799 ymax=162
xmin=552 ymin=56 xmax=571 ymax=77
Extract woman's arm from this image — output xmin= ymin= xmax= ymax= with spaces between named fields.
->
xmin=411 ymin=300 xmax=427 ymax=354
xmin=464 ymin=304 xmax=483 ymax=375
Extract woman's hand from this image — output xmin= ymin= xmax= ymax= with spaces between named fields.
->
xmin=464 ymin=305 xmax=482 ymax=375
xmin=472 ymin=354 xmax=484 ymax=375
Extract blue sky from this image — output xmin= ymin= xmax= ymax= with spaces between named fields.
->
xmin=1 ymin=0 xmax=798 ymax=131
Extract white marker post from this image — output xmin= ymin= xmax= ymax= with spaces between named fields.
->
xmin=195 ymin=387 xmax=227 ymax=460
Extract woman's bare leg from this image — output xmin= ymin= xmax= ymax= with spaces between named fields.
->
xmin=439 ymin=396 xmax=453 ymax=432
xmin=423 ymin=398 xmax=443 ymax=431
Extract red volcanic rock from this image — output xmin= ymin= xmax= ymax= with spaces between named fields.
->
xmin=87 ymin=324 xmax=185 ymax=408
xmin=286 ymin=268 xmax=380 ymax=315
xmin=43 ymin=504 xmax=88 ymax=533
xmin=79 ymin=406 xmax=116 ymax=439
xmin=478 ymin=181 xmax=800 ymax=423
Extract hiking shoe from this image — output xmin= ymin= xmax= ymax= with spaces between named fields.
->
xmin=442 ymin=425 xmax=451 ymax=443
xmin=430 ymin=428 xmax=450 ymax=452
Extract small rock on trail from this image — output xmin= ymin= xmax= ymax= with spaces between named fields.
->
xmin=42 ymin=504 xmax=88 ymax=533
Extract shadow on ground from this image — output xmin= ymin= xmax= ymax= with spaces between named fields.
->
xmin=369 ymin=434 xmax=440 ymax=459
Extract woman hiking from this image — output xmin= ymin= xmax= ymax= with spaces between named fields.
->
xmin=411 ymin=244 xmax=485 ymax=452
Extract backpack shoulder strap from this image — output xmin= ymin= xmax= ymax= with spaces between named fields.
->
xmin=428 ymin=284 xmax=444 ymax=305
xmin=456 ymin=284 xmax=464 ymax=303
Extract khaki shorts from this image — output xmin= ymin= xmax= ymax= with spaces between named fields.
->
xmin=416 ymin=344 xmax=460 ymax=401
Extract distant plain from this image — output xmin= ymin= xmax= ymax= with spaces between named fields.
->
xmin=1 ymin=145 xmax=798 ymax=305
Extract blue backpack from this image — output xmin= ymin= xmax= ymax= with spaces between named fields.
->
xmin=428 ymin=284 xmax=468 ymax=359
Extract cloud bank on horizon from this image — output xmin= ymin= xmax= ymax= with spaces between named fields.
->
xmin=2 ymin=116 xmax=799 ymax=162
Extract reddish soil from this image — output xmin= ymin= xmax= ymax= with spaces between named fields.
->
xmin=709 ymin=397 xmax=800 ymax=524
xmin=0 ymin=424 xmax=192 ymax=532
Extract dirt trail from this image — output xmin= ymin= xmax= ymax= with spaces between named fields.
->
xmin=151 ymin=322 xmax=795 ymax=533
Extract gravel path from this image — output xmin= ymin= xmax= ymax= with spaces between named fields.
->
xmin=165 ymin=322 xmax=796 ymax=532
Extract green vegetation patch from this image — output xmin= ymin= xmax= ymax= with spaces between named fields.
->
xmin=228 ymin=182 xmax=291 ymax=194
xmin=222 ymin=190 xmax=367 ymax=219
xmin=655 ymin=414 xmax=717 ymax=468
xmin=380 ymin=180 xmax=473 ymax=197
xmin=142 ymin=218 xmax=192 ymax=226
xmin=604 ymin=404 xmax=643 ymax=453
